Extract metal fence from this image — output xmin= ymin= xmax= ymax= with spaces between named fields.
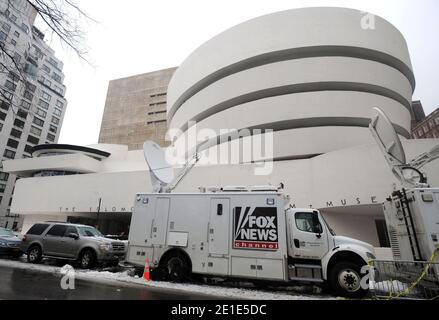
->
xmin=370 ymin=260 xmax=439 ymax=300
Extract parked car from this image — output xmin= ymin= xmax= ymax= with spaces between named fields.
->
xmin=21 ymin=222 xmax=127 ymax=268
xmin=0 ymin=227 xmax=22 ymax=258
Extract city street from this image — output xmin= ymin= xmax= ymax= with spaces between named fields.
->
xmin=0 ymin=264 xmax=222 ymax=300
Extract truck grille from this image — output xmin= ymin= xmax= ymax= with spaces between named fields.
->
xmin=112 ymin=243 xmax=125 ymax=251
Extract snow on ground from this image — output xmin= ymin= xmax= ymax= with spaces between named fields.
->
xmin=0 ymin=257 xmax=335 ymax=300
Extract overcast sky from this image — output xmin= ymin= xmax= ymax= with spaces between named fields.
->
xmin=35 ymin=0 xmax=439 ymax=146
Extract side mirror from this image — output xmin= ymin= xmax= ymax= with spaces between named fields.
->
xmin=67 ymin=233 xmax=79 ymax=240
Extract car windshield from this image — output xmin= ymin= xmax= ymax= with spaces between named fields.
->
xmin=77 ymin=226 xmax=104 ymax=237
xmin=0 ymin=228 xmax=15 ymax=237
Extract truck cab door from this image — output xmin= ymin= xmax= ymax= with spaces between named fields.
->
xmin=289 ymin=211 xmax=329 ymax=260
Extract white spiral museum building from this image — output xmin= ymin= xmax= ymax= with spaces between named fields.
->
xmin=167 ymin=7 xmax=414 ymax=161
xmin=3 ymin=8 xmax=439 ymax=254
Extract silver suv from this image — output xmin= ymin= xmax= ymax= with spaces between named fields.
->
xmin=21 ymin=222 xmax=126 ymax=268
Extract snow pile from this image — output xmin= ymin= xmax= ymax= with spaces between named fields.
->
xmin=0 ymin=258 xmax=334 ymax=300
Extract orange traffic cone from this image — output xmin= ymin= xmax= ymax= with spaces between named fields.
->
xmin=143 ymin=258 xmax=150 ymax=282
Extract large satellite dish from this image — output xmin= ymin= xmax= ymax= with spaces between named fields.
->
xmin=143 ymin=141 xmax=174 ymax=192
xmin=370 ymin=107 xmax=406 ymax=165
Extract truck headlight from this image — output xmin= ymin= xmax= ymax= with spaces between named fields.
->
xmin=99 ymin=243 xmax=112 ymax=252
xmin=366 ymin=252 xmax=376 ymax=260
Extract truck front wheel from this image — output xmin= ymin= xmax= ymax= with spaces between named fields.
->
xmin=329 ymin=262 xmax=368 ymax=298
xmin=162 ymin=252 xmax=190 ymax=283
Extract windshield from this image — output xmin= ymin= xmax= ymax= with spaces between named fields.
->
xmin=0 ymin=228 xmax=15 ymax=237
xmin=320 ymin=214 xmax=336 ymax=236
xmin=77 ymin=226 xmax=104 ymax=237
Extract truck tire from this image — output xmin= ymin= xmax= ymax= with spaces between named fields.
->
xmin=329 ymin=261 xmax=368 ymax=298
xmin=78 ymin=249 xmax=96 ymax=269
xmin=27 ymin=245 xmax=42 ymax=264
xmin=162 ymin=252 xmax=190 ymax=282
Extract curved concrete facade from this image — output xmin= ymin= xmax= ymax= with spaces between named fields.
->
xmin=167 ymin=7 xmax=414 ymax=158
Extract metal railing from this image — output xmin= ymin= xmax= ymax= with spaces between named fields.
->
xmin=370 ymin=259 xmax=439 ymax=300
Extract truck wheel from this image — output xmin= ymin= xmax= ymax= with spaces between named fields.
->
xmin=78 ymin=249 xmax=96 ymax=269
xmin=162 ymin=252 xmax=190 ymax=282
xmin=27 ymin=245 xmax=42 ymax=264
xmin=329 ymin=262 xmax=368 ymax=298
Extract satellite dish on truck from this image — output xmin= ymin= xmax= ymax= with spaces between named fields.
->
xmin=143 ymin=141 xmax=174 ymax=192
xmin=369 ymin=107 xmax=439 ymax=187
xmin=143 ymin=140 xmax=202 ymax=193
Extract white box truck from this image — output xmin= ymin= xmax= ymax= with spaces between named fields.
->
xmin=126 ymin=186 xmax=376 ymax=298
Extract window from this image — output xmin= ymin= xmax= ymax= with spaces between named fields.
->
xmin=27 ymin=135 xmax=39 ymax=145
xmin=24 ymin=145 xmax=33 ymax=154
xmin=41 ymin=91 xmax=51 ymax=101
xmin=36 ymin=108 xmax=47 ymax=118
xmin=27 ymin=223 xmax=50 ymax=235
xmin=25 ymin=82 xmax=36 ymax=93
xmin=30 ymin=126 xmax=42 ymax=136
xmin=13 ymin=30 xmax=19 ymax=37
xmin=49 ymin=125 xmax=57 ymax=133
xmin=48 ymin=57 xmax=58 ymax=68
xmin=375 ymin=220 xmax=390 ymax=248
xmin=56 ymin=100 xmax=64 ymax=108
xmin=2 ymin=91 xmax=12 ymax=100
xmin=10 ymin=39 xmax=16 ymax=46
xmin=7 ymin=138 xmax=19 ymax=149
xmin=0 ymin=172 xmax=9 ymax=181
xmin=46 ymin=224 xmax=67 ymax=237
xmin=23 ymin=90 xmax=33 ymax=101
xmin=4 ymin=80 xmax=16 ymax=91
xmin=52 ymin=73 xmax=62 ymax=83
xmin=10 ymin=15 xmax=17 ymax=22
xmin=295 ymin=212 xmax=323 ymax=234
xmin=37 ymin=99 xmax=49 ymax=110
xmin=0 ymin=183 xmax=6 ymax=193
xmin=65 ymin=226 xmax=78 ymax=236
xmin=8 ymin=71 xmax=19 ymax=82
xmin=54 ymin=85 xmax=63 ymax=95
xmin=20 ymin=23 xmax=29 ymax=34
xmin=3 ymin=149 xmax=16 ymax=159
xmin=17 ymin=109 xmax=27 ymax=119
xmin=2 ymin=23 xmax=10 ymax=32
xmin=47 ymin=133 xmax=55 ymax=142
xmin=0 ymin=30 xmax=7 ymax=42
xmin=14 ymin=119 xmax=25 ymax=128
xmin=54 ymin=108 xmax=62 ymax=117
xmin=217 ymin=203 xmax=223 ymax=216
xmin=40 ymin=76 xmax=51 ymax=87
xmin=51 ymin=116 xmax=60 ymax=125
xmin=33 ymin=117 xmax=44 ymax=127
xmin=0 ymin=110 xmax=7 ymax=120
xmin=42 ymin=65 xmax=50 ymax=73
xmin=10 ymin=128 xmax=21 ymax=139
xmin=0 ymin=100 xmax=10 ymax=110
xmin=20 ymin=99 xmax=30 ymax=110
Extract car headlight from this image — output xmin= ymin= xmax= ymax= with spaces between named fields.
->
xmin=366 ymin=252 xmax=376 ymax=260
xmin=99 ymin=243 xmax=112 ymax=252
xmin=0 ymin=242 xmax=7 ymax=247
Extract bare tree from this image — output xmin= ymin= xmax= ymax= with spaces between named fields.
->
xmin=0 ymin=0 xmax=91 ymax=117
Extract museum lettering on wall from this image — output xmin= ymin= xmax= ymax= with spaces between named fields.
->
xmin=289 ymin=195 xmax=379 ymax=208
xmin=59 ymin=206 xmax=134 ymax=212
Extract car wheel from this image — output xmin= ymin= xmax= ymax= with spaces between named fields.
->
xmin=162 ymin=252 xmax=190 ymax=282
xmin=27 ymin=245 xmax=42 ymax=264
xmin=78 ymin=249 xmax=96 ymax=269
xmin=329 ymin=262 xmax=368 ymax=299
